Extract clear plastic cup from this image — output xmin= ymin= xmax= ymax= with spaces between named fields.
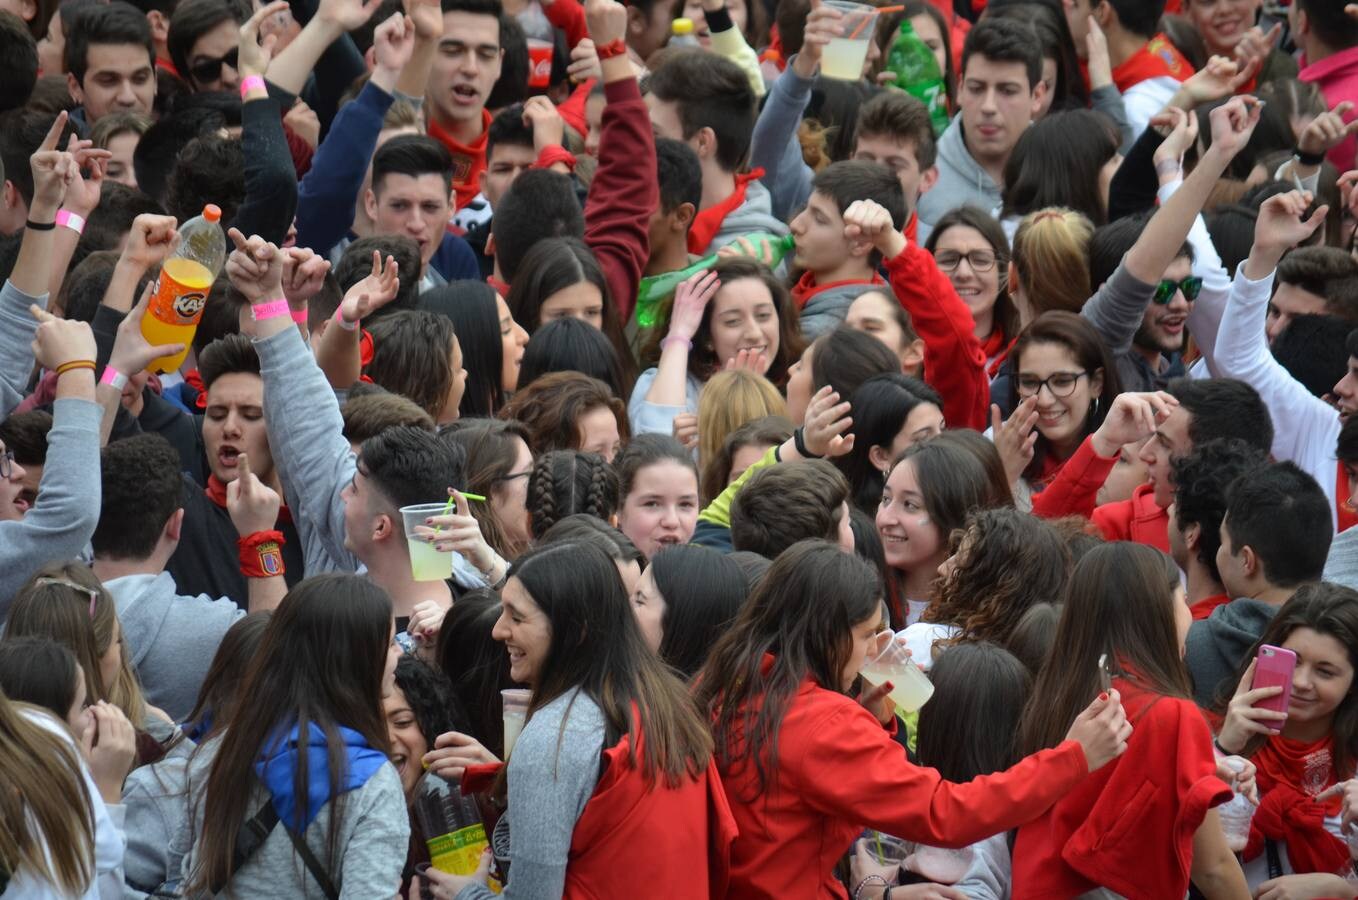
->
xmin=400 ymin=503 xmax=454 ymax=582
xmin=860 ymin=631 xmax=934 ymax=712
xmin=861 ymin=831 xmax=912 ymax=867
xmin=820 ymin=0 xmax=878 ymax=80
xmin=502 ymin=689 xmax=531 ymax=758
xmin=906 ymin=844 xmax=974 ymax=884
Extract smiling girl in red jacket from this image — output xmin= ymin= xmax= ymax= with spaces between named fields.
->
xmin=1013 ymin=542 xmax=1248 ymax=899
xmin=693 ymin=539 xmax=1132 ymax=900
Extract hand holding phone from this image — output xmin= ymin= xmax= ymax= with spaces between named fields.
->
xmin=1251 ymin=645 xmax=1297 ymax=717
xmin=1216 ymin=650 xmax=1295 ymax=754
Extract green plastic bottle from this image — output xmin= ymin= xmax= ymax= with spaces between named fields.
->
xmin=634 ymin=233 xmax=795 ymax=328
xmin=886 ymin=20 xmax=949 ymax=136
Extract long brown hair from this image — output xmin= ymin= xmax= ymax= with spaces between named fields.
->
xmin=185 ymin=575 xmax=393 ymax=895
xmin=510 ymin=542 xmax=713 ymax=785
xmin=1020 ymin=543 xmax=1188 ymax=756
xmin=6 ymin=561 xmax=147 ymax=728
xmin=695 ymin=540 xmax=882 ymax=797
xmin=0 ymin=691 xmax=95 ymax=894
xmin=438 ymin=418 xmax=534 ymax=559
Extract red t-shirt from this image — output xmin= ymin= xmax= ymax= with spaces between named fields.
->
xmin=1012 ymin=679 xmax=1229 ymax=899
xmin=1190 ymin=593 xmax=1232 ymax=621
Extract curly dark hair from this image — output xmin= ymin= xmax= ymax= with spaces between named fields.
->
xmin=392 ymin=655 xmax=471 ymax=748
xmin=526 ymin=450 xmax=619 ymax=540
xmin=923 ymin=508 xmax=1070 ymax=655
xmin=1170 ymin=439 xmax=1268 ymax=584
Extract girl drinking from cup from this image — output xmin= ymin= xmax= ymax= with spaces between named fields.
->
xmin=1013 ymin=543 xmax=1249 ymax=898
xmin=416 ymin=541 xmax=733 ymax=899
xmin=694 ymin=539 xmax=1131 ymax=898
xmin=1216 ymin=583 xmax=1358 ymax=897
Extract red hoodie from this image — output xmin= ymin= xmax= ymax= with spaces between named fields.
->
xmin=882 ymin=242 xmax=989 ymax=431
xmin=1031 ymin=437 xmax=1171 ymax=552
xmin=1013 ymin=679 xmax=1229 ymax=899
xmin=718 ymin=658 xmax=1089 ymax=899
xmin=1092 ymin=483 xmax=1171 ymax=553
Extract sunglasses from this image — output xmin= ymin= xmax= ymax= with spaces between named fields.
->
xmin=35 ymin=577 xmax=98 ymax=617
xmin=1153 ymin=276 xmax=1203 ymax=305
xmin=189 ymin=47 xmax=239 ymax=85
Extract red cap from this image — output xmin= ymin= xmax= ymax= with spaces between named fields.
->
xmin=202 ymin=204 xmax=222 ymax=223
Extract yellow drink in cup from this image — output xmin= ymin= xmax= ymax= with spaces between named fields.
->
xmin=860 ymin=631 xmax=934 ymax=712
xmin=819 ymin=1 xmax=878 ymax=80
xmin=400 ymin=503 xmax=456 ymax=582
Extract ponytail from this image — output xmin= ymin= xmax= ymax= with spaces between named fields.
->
xmin=1012 ymin=208 xmax=1094 ymax=320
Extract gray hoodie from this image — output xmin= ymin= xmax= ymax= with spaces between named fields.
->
xmin=1184 ymin=597 xmax=1280 ymax=708
xmin=799 ymin=279 xmax=889 ymax=341
xmin=917 ymin=118 xmax=1001 ymax=229
xmin=103 ymin=572 xmax=244 ymax=722
xmin=700 ymin=179 xmax=790 ymax=257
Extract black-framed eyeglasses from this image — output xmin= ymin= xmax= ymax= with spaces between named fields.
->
xmin=189 ymin=47 xmax=239 ymax=85
xmin=1153 ymin=276 xmax=1203 ymax=305
xmin=0 ymin=450 xmax=13 ymax=479
xmin=934 ymin=249 xmax=998 ymax=272
xmin=1016 ymin=371 xmax=1089 ymax=398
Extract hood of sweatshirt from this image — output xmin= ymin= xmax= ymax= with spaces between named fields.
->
xmin=103 ymin=572 xmax=181 ymax=670
xmin=709 ymin=180 xmax=790 ymax=252
xmin=918 ymin=117 xmax=1001 ymax=225
xmin=1186 ymin=597 xmax=1278 ymax=698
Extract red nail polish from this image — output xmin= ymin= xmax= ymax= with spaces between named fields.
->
xmin=1098 ymin=692 xmax=1109 ymax=702
xmin=884 ymin=681 xmax=894 ymax=691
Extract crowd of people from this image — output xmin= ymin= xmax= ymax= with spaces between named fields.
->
xmin=2 ymin=0 xmax=1358 ymax=894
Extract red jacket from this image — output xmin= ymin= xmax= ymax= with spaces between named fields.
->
xmin=1030 ymin=433 xmax=1118 ymax=520
xmin=565 ymin=732 xmax=737 ymax=899
xmin=719 ymin=668 xmax=1089 ymax=899
xmin=1012 ymin=679 xmax=1229 ymax=899
xmin=882 ymin=243 xmax=989 ymax=431
xmin=582 ymin=77 xmax=655 ymax=323
xmin=1091 ymin=483 xmax=1171 ymax=553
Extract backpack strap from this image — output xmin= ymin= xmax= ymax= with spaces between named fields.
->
xmin=282 ymin=825 xmax=340 ymax=900
xmin=209 ymin=802 xmax=281 ymax=894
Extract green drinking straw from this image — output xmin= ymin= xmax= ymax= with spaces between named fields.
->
xmin=431 ymin=490 xmax=487 ymax=539
xmin=874 ymin=831 xmax=884 ymax=863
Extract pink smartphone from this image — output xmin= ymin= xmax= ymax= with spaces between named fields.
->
xmin=1251 ymin=645 xmax=1297 ymax=718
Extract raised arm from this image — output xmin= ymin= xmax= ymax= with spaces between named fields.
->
xmin=266 ymin=0 xmax=382 ymax=96
xmin=314 ymin=250 xmax=400 ymax=389
xmin=233 ymin=4 xmax=299 ymax=247
xmin=581 ymin=0 xmax=656 ymax=323
xmin=46 ymin=135 xmax=111 ymax=303
xmin=228 ymin=228 xmax=360 ymax=570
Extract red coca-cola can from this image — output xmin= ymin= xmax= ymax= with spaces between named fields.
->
xmin=527 ymin=39 xmax=553 ymax=89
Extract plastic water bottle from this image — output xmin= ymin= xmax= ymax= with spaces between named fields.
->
xmin=670 ymin=17 xmax=701 ymax=47
xmin=141 ymin=204 xmax=226 ymax=373
xmin=635 ymin=233 xmax=795 ymax=328
xmin=1216 ymin=756 xmax=1254 ymax=853
xmin=412 ymin=772 xmax=500 ymax=888
xmin=886 ymin=20 xmax=949 ymax=136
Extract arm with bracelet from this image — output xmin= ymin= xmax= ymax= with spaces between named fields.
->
xmin=314 ymin=250 xmax=400 ymax=390
xmin=233 ymin=3 xmax=299 ymax=247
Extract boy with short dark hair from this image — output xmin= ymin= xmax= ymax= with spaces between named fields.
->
xmin=64 ymin=1 xmax=156 ymax=128
xmin=646 ymin=137 xmax=702 ymax=278
xmin=1268 ymin=246 xmax=1358 ymax=344
xmin=917 ymin=17 xmax=1046 ymax=228
xmin=647 ymin=49 xmax=786 ymax=255
xmin=425 ymin=0 xmax=505 ymax=209
xmin=788 ymin=160 xmax=904 ymax=339
xmin=1167 ymin=439 xmax=1268 ymax=621
xmin=730 ymin=459 xmax=854 ymax=559
xmin=1183 ymin=460 xmax=1332 ymax=706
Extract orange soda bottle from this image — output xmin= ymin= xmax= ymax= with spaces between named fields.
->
xmin=142 ymin=204 xmax=227 ymax=373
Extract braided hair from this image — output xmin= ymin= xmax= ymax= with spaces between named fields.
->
xmin=526 ymin=450 xmax=620 ymax=540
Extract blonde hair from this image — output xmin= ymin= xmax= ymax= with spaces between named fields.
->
xmin=0 ymin=695 xmax=95 ymax=894
xmin=89 ymin=111 xmax=151 ymax=150
xmin=1012 ymin=207 xmax=1094 ymax=321
xmin=382 ymin=98 xmax=422 ymax=132
xmin=6 ymin=562 xmax=147 ymax=729
xmin=697 ymin=369 xmax=788 ymax=471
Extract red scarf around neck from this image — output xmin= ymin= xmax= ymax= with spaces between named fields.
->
xmin=205 ymin=475 xmax=293 ymax=525
xmin=1112 ymin=34 xmax=1194 ymax=94
xmin=687 ymin=169 xmax=766 ymax=255
xmin=1244 ymin=734 xmax=1349 ymax=876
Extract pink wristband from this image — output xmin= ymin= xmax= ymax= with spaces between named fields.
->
xmin=291 ymin=308 xmax=308 ymax=325
xmin=334 ymin=305 xmax=359 ymax=331
xmin=239 ymin=75 xmax=266 ymax=98
xmin=251 ymin=298 xmax=290 ymax=321
xmin=55 ymin=209 xmax=85 ymax=235
xmin=99 ymin=366 xmax=128 ymax=390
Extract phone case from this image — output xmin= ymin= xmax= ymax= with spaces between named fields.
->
xmin=1251 ymin=645 xmax=1297 ymax=717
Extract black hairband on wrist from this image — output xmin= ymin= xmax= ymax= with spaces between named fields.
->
xmin=1296 ymin=147 xmax=1327 ymax=167
xmin=24 ymin=219 xmax=55 ymax=231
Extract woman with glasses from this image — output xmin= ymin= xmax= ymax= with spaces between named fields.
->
xmin=1005 ymin=311 xmax=1122 ymax=494
xmin=924 ymin=206 xmax=1018 ymax=371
